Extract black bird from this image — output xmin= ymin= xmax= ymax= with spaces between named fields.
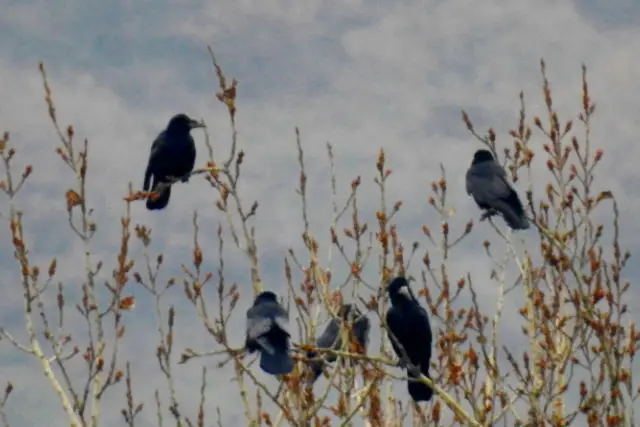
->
xmin=307 ymin=303 xmax=370 ymax=384
xmin=143 ymin=114 xmax=204 ymax=211
xmin=245 ymin=291 xmax=294 ymax=375
xmin=386 ymin=277 xmax=434 ymax=402
xmin=465 ymin=149 xmax=529 ymax=230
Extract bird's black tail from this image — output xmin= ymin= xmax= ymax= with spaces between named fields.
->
xmin=146 ymin=182 xmax=172 ymax=211
xmin=260 ymin=348 xmax=294 ymax=375
xmin=407 ymin=369 xmax=434 ymax=402
xmin=496 ymin=194 xmax=529 ymax=230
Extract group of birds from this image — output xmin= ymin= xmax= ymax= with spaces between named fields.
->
xmin=245 ymin=277 xmax=435 ymax=403
xmin=143 ymin=113 xmax=531 ymax=403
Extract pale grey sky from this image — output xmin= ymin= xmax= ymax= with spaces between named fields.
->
xmin=1 ymin=0 xmax=639 ymax=426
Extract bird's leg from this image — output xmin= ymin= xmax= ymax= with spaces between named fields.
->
xmin=407 ymin=363 xmax=421 ymax=378
xmin=396 ymin=357 xmax=408 ymax=369
xmin=480 ymin=208 xmax=498 ymax=222
xmin=397 ymin=356 xmax=421 ymax=378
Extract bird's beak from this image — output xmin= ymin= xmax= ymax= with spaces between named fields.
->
xmin=189 ymin=119 xmax=205 ymax=129
xmin=398 ymin=286 xmax=412 ymax=300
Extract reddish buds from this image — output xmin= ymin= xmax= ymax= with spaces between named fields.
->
xmin=351 ymin=176 xmax=361 ymax=190
xmin=65 ymin=189 xmax=82 ymax=211
xmin=594 ymin=149 xmax=604 ymax=162
xmin=534 ymin=116 xmax=542 ymax=128
xmin=193 ymin=246 xmax=203 ymax=268
xmin=48 ymin=258 xmax=57 ymax=277
xmin=376 ymin=149 xmax=385 ymax=173
xmin=119 ymin=295 xmax=136 ymax=311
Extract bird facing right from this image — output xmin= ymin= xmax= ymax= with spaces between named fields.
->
xmin=245 ymin=291 xmax=294 ymax=376
xmin=143 ymin=113 xmax=204 ymax=211
xmin=465 ymin=149 xmax=530 ymax=230
xmin=385 ymin=276 xmax=434 ymax=402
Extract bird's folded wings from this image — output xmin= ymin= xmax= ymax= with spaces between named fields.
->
xmin=468 ymin=163 xmax=512 ymax=199
xmin=361 ymin=318 xmax=372 ymax=348
xmin=273 ymin=310 xmax=291 ymax=337
xmin=247 ymin=316 xmax=273 ymax=341
xmin=490 ymin=163 xmax=515 ymax=195
xmin=316 ymin=320 xmax=340 ymax=348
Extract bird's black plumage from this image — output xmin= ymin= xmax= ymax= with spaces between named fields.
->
xmin=245 ymin=291 xmax=294 ymax=375
xmin=307 ymin=303 xmax=370 ymax=384
xmin=386 ymin=277 xmax=434 ymax=402
xmin=465 ymin=149 xmax=529 ymax=230
xmin=143 ymin=114 xmax=204 ymax=211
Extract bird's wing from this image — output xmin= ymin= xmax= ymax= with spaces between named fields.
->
xmin=491 ymin=162 xmax=515 ymax=195
xmin=465 ymin=168 xmax=475 ymax=196
xmin=255 ymin=336 xmax=276 ymax=355
xmin=414 ymin=305 xmax=434 ymax=371
xmin=488 ymin=162 xmax=515 ymax=197
xmin=385 ymin=309 xmax=406 ymax=358
xmin=467 ymin=162 xmax=513 ymax=200
xmin=246 ymin=309 xmax=273 ymax=341
xmin=416 ymin=305 xmax=433 ymax=343
xmin=273 ymin=305 xmax=291 ymax=337
xmin=312 ymin=319 xmax=340 ymax=364
xmin=144 ymin=134 xmax=165 ymax=191
xmin=149 ymin=134 xmax=166 ymax=164
xmin=357 ymin=316 xmax=372 ymax=349
xmin=186 ymin=135 xmax=197 ymax=170
xmin=316 ymin=319 xmax=341 ymax=349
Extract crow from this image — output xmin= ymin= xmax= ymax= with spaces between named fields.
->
xmin=465 ymin=149 xmax=529 ymax=230
xmin=386 ymin=276 xmax=434 ymax=402
xmin=143 ymin=114 xmax=204 ymax=211
xmin=245 ymin=291 xmax=294 ymax=376
xmin=307 ymin=303 xmax=370 ymax=384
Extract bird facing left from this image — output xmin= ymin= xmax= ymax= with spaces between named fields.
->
xmin=245 ymin=291 xmax=294 ymax=376
xmin=143 ymin=113 xmax=205 ymax=211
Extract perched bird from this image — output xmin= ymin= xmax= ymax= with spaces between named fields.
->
xmin=143 ymin=114 xmax=204 ymax=211
xmin=465 ymin=149 xmax=529 ymax=230
xmin=307 ymin=303 xmax=370 ymax=384
xmin=245 ymin=291 xmax=294 ymax=375
xmin=385 ymin=277 xmax=434 ymax=402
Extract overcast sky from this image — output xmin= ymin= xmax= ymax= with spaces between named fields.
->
xmin=1 ymin=0 xmax=640 ymax=426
